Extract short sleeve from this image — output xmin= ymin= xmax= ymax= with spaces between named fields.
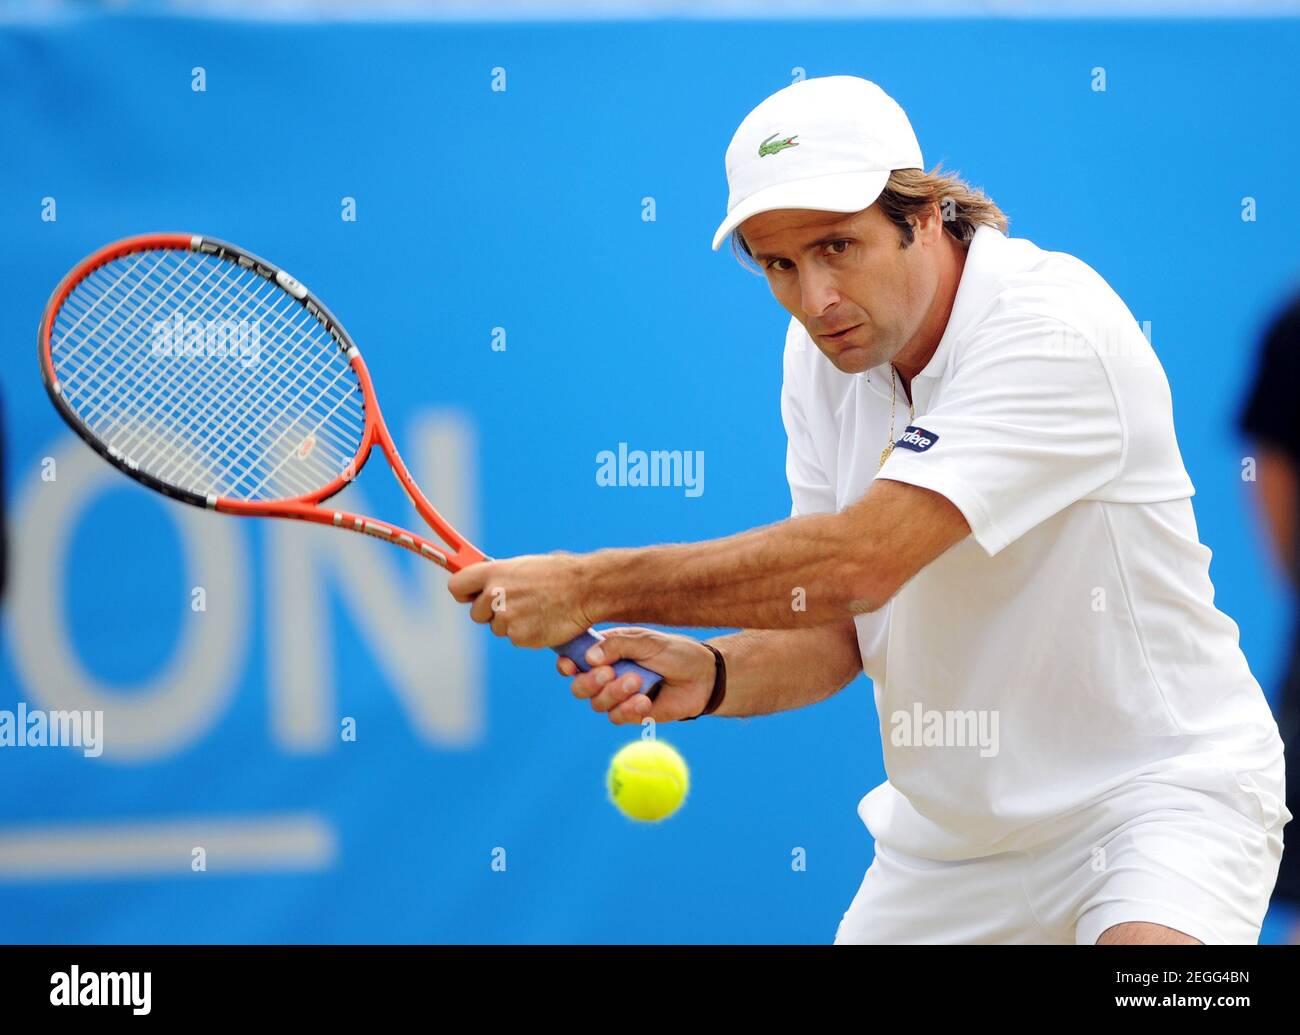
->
xmin=878 ymin=313 xmax=1124 ymax=556
xmin=781 ymin=326 xmax=837 ymax=518
xmin=1239 ymin=295 xmax=1300 ymax=460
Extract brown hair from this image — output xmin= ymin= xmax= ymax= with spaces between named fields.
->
xmin=730 ymin=164 xmax=1009 ymax=271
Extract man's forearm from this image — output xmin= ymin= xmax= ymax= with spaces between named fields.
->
xmin=705 ymin=620 xmax=863 ymax=718
xmin=582 ymin=512 xmax=875 ymax=630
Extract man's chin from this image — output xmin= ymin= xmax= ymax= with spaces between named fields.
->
xmin=830 ymin=345 xmax=875 ymax=373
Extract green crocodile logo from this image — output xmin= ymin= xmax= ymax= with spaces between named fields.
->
xmin=758 ymin=132 xmax=799 ymax=157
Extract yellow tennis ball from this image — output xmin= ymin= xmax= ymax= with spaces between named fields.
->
xmin=607 ymin=740 xmax=690 ymax=822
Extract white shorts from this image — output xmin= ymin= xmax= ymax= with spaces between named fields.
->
xmin=833 ymin=760 xmax=1289 ymax=945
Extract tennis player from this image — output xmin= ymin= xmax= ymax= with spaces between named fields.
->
xmin=448 ymin=75 xmax=1290 ymax=945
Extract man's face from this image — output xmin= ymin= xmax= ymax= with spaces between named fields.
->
xmin=739 ymin=203 xmax=942 ymax=375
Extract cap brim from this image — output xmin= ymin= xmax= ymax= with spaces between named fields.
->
xmin=710 ymin=168 xmax=893 ymax=251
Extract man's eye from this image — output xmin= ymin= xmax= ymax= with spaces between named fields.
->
xmin=767 ymin=258 xmax=793 ymax=272
xmin=828 ymin=240 xmax=851 ymax=255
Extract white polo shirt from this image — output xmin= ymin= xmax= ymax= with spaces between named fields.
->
xmin=781 ymin=225 xmax=1289 ymax=860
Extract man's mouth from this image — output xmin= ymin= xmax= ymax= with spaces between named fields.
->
xmin=821 ymin=324 xmax=860 ymax=341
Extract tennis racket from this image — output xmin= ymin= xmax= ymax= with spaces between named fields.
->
xmin=38 ymin=233 xmax=662 ymax=696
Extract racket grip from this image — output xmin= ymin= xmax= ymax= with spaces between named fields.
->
xmin=555 ymin=631 xmax=664 ymax=697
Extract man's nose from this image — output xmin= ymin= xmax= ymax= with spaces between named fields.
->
xmin=799 ymin=269 xmax=840 ymax=319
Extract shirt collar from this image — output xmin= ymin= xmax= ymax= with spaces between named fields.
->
xmin=915 ymin=224 xmax=1009 ymax=383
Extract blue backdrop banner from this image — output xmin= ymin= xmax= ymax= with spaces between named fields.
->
xmin=0 ymin=13 xmax=1296 ymax=942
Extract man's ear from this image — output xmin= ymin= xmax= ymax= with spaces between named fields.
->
xmin=912 ymin=200 xmax=944 ymax=244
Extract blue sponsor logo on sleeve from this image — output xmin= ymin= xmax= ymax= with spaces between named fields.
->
xmin=895 ymin=425 xmax=938 ymax=453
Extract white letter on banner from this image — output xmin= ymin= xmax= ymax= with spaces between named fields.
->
xmin=6 ymin=441 xmax=247 ymax=761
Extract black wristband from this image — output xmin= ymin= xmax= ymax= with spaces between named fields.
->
xmin=682 ymin=643 xmax=727 ymax=721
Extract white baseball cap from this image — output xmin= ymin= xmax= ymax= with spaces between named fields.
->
xmin=711 ymin=76 xmax=924 ymax=251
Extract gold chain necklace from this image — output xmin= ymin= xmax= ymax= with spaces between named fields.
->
xmin=878 ymin=364 xmax=915 ymax=470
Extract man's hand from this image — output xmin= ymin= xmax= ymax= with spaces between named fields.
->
xmin=557 ymin=628 xmax=717 ymax=725
xmin=446 ymin=552 xmax=594 ymax=648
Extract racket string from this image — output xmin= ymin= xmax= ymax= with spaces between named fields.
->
xmin=129 ymin=256 xmax=367 ymax=493
xmin=67 ymin=255 xmax=304 ymax=493
xmin=99 ymin=259 xmax=291 ymax=460
xmin=63 ymin=252 xmax=361 ymax=491
xmin=72 ymin=256 xmax=259 ymax=481
xmin=61 ymin=254 xmax=251 ymax=489
xmin=132 ymin=284 xmax=344 ymax=483
xmin=68 ymin=254 xmax=245 ymax=432
xmin=206 ymin=363 xmax=360 ymax=499
xmin=240 ymin=377 xmax=365 ymax=499
xmin=49 ymin=246 xmax=367 ymax=502
xmin=60 ymin=252 xmax=197 ymax=409
xmin=56 ymin=251 xmax=173 ymax=388
xmin=168 ymin=304 xmax=367 ymax=494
